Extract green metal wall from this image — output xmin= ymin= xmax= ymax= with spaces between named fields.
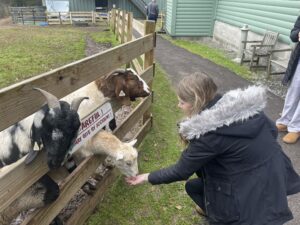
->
xmin=69 ymin=0 xmax=95 ymax=11
xmin=166 ymin=0 xmax=216 ymax=36
xmin=166 ymin=0 xmax=174 ymax=35
xmin=215 ymin=0 xmax=300 ymax=44
xmin=110 ymin=0 xmax=145 ymax=18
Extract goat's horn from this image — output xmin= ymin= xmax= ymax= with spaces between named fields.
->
xmin=70 ymin=97 xmax=89 ymax=112
xmin=33 ymin=88 xmax=61 ymax=110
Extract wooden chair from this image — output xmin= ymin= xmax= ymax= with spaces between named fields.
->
xmin=267 ymin=48 xmax=292 ymax=78
xmin=240 ymin=31 xmax=279 ymax=71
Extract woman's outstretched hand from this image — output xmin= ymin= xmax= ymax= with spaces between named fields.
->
xmin=125 ymin=173 xmax=150 ymax=185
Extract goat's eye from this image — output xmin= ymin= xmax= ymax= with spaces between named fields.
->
xmin=126 ymin=161 xmax=132 ymax=166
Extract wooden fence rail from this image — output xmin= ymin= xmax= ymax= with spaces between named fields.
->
xmin=47 ymin=11 xmax=107 ymax=25
xmin=0 ymin=16 xmax=155 ymax=224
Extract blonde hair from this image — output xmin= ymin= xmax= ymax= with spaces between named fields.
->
xmin=176 ymin=72 xmax=217 ymax=116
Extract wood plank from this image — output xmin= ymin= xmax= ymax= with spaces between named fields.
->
xmin=21 ymin=155 xmax=107 ymax=225
xmin=114 ymin=96 xmax=152 ymax=139
xmin=0 ymin=34 xmax=154 ymax=131
xmin=0 ymin=152 xmax=49 ymax=213
xmin=65 ymin=169 xmax=119 ymax=225
xmin=133 ymin=19 xmax=144 ymax=37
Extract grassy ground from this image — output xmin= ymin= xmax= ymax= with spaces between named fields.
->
xmin=162 ymin=35 xmax=252 ymax=80
xmin=86 ymin=65 xmax=205 ymax=225
xmin=0 ymin=25 xmax=117 ymax=88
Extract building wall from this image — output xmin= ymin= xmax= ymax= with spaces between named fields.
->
xmin=69 ymin=0 xmax=95 ymax=11
xmin=109 ymin=0 xmax=145 ymax=18
xmin=165 ymin=0 xmax=174 ymax=35
xmin=215 ymin=0 xmax=300 ymax=44
xmin=166 ymin=0 xmax=216 ymax=36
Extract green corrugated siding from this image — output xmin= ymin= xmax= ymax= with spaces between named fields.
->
xmin=165 ymin=0 xmax=175 ymax=35
xmin=216 ymin=0 xmax=300 ymax=43
xmin=167 ymin=0 xmax=216 ymax=37
xmin=69 ymin=0 xmax=95 ymax=11
xmin=112 ymin=0 xmax=145 ymax=18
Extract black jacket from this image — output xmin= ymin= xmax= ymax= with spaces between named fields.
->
xmin=148 ymin=86 xmax=300 ymax=225
xmin=282 ymin=16 xmax=300 ymax=85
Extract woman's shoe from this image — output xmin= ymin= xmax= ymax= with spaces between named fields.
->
xmin=283 ymin=132 xmax=300 ymax=144
xmin=276 ymin=124 xmax=287 ymax=132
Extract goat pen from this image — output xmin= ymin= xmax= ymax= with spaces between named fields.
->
xmin=0 ymin=19 xmax=155 ymax=225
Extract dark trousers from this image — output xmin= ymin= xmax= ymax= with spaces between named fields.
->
xmin=185 ymin=178 xmax=206 ymax=212
xmin=148 ymin=14 xmax=157 ymax=23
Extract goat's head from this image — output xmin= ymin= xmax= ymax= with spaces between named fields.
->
xmin=121 ymin=68 xmax=151 ymax=99
xmin=95 ymin=68 xmax=151 ymax=104
xmin=26 ymin=88 xmax=88 ymax=169
xmin=106 ymin=139 xmax=139 ymax=177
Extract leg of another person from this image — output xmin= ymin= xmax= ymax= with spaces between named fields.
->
xmin=277 ymin=59 xmax=300 ymax=130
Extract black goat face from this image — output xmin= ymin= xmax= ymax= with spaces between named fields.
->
xmin=36 ymin=101 xmax=81 ymax=169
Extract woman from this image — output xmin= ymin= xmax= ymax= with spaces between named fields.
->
xmin=277 ymin=15 xmax=300 ymax=144
xmin=126 ymin=73 xmax=300 ymax=225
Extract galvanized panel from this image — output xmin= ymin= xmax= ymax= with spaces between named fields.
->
xmin=112 ymin=0 xmax=145 ymax=18
xmin=69 ymin=0 xmax=95 ymax=11
xmin=165 ymin=0 xmax=176 ymax=35
xmin=174 ymin=0 xmax=216 ymax=36
xmin=216 ymin=0 xmax=300 ymax=43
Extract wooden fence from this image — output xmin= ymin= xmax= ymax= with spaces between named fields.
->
xmin=10 ymin=6 xmax=47 ymax=25
xmin=47 ymin=11 xmax=107 ymax=25
xmin=108 ymin=9 xmax=156 ymax=74
xmin=0 ymin=16 xmax=155 ymax=224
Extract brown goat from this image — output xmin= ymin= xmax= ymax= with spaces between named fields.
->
xmin=95 ymin=68 xmax=151 ymax=106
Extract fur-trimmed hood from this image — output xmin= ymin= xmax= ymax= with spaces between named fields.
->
xmin=179 ymin=86 xmax=267 ymax=140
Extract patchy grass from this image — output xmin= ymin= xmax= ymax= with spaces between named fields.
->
xmin=86 ymin=65 xmax=205 ymax=225
xmin=161 ymin=35 xmax=252 ymax=80
xmin=0 ymin=25 xmax=118 ymax=88
xmin=90 ymin=29 xmax=119 ymax=47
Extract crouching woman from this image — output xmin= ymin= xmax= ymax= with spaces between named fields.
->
xmin=126 ymin=72 xmax=300 ymax=225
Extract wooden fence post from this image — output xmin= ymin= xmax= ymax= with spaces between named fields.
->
xmin=144 ymin=21 xmax=156 ymax=70
xmin=143 ymin=20 xmax=156 ymax=123
xmin=111 ymin=9 xmax=116 ymax=34
xmin=32 ymin=9 xmax=35 ymax=25
xmin=121 ymin=10 xmax=126 ymax=43
xmin=127 ymin=12 xmax=133 ymax=43
xmin=69 ymin=12 xmax=72 ymax=25
xmin=126 ymin=12 xmax=133 ymax=68
xmin=59 ymin=12 xmax=62 ymax=25
xmin=115 ymin=10 xmax=120 ymax=40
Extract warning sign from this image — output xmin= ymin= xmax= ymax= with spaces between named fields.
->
xmin=69 ymin=102 xmax=114 ymax=154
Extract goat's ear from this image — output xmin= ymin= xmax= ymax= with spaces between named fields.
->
xmin=119 ymin=90 xmax=126 ymax=97
xmin=115 ymin=78 xmax=127 ymax=97
xmin=25 ymin=149 xmax=39 ymax=165
xmin=127 ymin=139 xmax=137 ymax=147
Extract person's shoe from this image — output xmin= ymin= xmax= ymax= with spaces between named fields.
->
xmin=283 ymin=132 xmax=300 ymax=144
xmin=195 ymin=205 xmax=206 ymax=217
xmin=276 ymin=124 xmax=287 ymax=132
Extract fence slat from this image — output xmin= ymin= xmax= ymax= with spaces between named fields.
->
xmin=0 ymin=34 xmax=154 ymax=131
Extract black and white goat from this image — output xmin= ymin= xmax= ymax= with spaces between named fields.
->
xmin=0 ymin=88 xmax=87 ymax=225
